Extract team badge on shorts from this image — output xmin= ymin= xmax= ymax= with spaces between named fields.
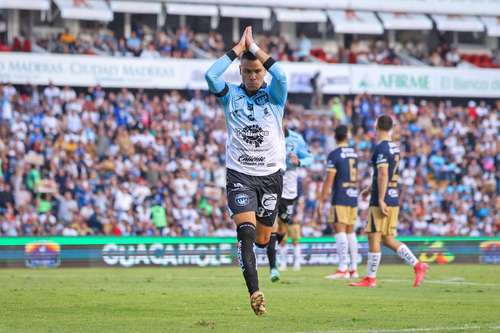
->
xmin=235 ymin=193 xmax=250 ymax=207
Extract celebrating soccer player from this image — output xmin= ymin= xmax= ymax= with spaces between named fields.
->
xmin=318 ymin=125 xmax=359 ymax=280
xmin=350 ymin=115 xmax=429 ymax=288
xmin=266 ymin=118 xmax=313 ymax=280
xmin=205 ymin=26 xmax=287 ymax=315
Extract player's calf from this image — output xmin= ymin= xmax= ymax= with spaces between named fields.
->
xmin=237 ymin=223 xmax=259 ymax=295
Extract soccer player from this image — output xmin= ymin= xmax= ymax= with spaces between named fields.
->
xmin=317 ymin=125 xmax=359 ymax=280
xmin=350 ymin=115 xmax=428 ymax=288
xmin=266 ymin=119 xmax=312 ymax=280
xmin=205 ymin=26 xmax=287 ymax=315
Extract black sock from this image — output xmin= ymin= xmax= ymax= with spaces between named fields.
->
xmin=267 ymin=233 xmax=278 ymax=269
xmin=276 ymin=233 xmax=285 ymax=245
xmin=237 ymin=223 xmax=259 ymax=295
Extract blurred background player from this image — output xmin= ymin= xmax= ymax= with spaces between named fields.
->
xmin=350 ymin=115 xmax=428 ymax=288
xmin=266 ymin=119 xmax=313 ymax=278
xmin=205 ymin=26 xmax=287 ymax=315
xmin=318 ymin=125 xmax=359 ymax=280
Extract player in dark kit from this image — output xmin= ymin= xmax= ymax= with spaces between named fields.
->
xmin=318 ymin=125 xmax=359 ymax=280
xmin=205 ymin=26 xmax=287 ymax=315
xmin=350 ymin=115 xmax=429 ymax=288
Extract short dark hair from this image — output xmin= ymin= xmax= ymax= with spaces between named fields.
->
xmin=376 ymin=115 xmax=393 ymax=131
xmin=241 ymin=51 xmax=257 ymax=61
xmin=335 ymin=125 xmax=348 ymax=142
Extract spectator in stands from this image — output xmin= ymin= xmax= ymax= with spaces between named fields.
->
xmin=0 ymin=81 xmax=497 ymax=237
xmin=296 ymin=32 xmax=311 ymax=61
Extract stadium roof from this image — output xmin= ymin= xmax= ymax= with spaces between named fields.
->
xmin=274 ymin=8 xmax=327 ymax=23
xmin=53 ymin=0 xmax=113 ymax=21
xmin=165 ymin=3 xmax=218 ymax=16
xmin=219 ymin=6 xmax=271 ymax=20
xmin=377 ymin=12 xmax=433 ymax=31
xmin=110 ymin=1 xmax=162 ymax=14
xmin=431 ymin=14 xmax=485 ymax=32
xmin=327 ymin=10 xmax=384 ymax=35
xmin=0 ymin=0 xmax=50 ymax=10
xmin=480 ymin=16 xmax=500 ymax=37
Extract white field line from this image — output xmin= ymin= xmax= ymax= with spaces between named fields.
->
xmin=384 ymin=278 xmax=500 ymax=287
xmin=296 ymin=324 xmax=500 ymax=333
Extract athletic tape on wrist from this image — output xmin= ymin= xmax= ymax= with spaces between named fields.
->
xmin=249 ymin=43 xmax=260 ymax=55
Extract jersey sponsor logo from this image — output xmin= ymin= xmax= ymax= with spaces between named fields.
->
xmin=237 ymin=154 xmax=266 ymax=166
xmin=346 ymin=188 xmax=359 ymax=197
xmin=261 ymin=193 xmax=278 ymax=211
xmin=388 ymin=188 xmax=398 ymax=197
xmin=235 ymin=193 xmax=250 ymax=207
xmin=286 ymin=142 xmax=296 ymax=152
xmin=235 ymin=125 xmax=269 ymax=148
xmin=340 ymin=150 xmax=357 ymax=159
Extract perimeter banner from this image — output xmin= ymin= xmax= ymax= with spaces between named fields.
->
xmin=0 ymin=237 xmax=498 ymax=268
xmin=2 ymin=53 xmax=499 ymax=97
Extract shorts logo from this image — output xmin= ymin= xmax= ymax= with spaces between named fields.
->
xmin=235 ymin=193 xmax=249 ymax=207
xmin=261 ymin=193 xmax=277 ymax=211
xmin=236 ymin=125 xmax=269 ymax=148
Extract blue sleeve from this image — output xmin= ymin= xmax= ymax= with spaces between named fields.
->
xmin=205 ymin=54 xmax=233 ymax=104
xmin=267 ymin=61 xmax=287 ymax=107
xmin=297 ymin=136 xmax=313 ymax=167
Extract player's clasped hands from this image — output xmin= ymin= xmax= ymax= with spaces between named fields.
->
xmin=234 ymin=26 xmax=255 ymax=55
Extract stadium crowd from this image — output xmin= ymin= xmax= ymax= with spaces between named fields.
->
xmin=3 ymin=26 xmax=499 ymax=68
xmin=0 ymin=82 xmax=498 ymax=237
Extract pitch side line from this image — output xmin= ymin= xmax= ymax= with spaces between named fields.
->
xmin=383 ymin=279 xmax=500 ymax=287
xmin=296 ymin=324 xmax=500 ymax=333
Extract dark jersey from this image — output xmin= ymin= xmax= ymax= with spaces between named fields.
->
xmin=370 ymin=140 xmax=400 ymax=207
xmin=326 ymin=146 xmax=358 ymax=207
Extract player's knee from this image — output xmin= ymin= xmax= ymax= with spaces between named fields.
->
xmin=236 ymin=222 xmax=256 ymax=242
xmin=255 ymin=241 xmax=269 ymax=248
xmin=255 ymin=234 xmax=271 ymax=248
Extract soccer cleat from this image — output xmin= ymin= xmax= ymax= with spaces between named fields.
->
xmin=278 ymin=263 xmax=287 ymax=271
xmin=413 ymin=262 xmax=429 ymax=287
xmin=349 ymin=270 xmax=359 ymax=279
xmin=270 ymin=268 xmax=280 ymax=282
xmin=349 ymin=276 xmax=377 ymax=288
xmin=293 ymin=262 xmax=301 ymax=271
xmin=324 ymin=270 xmax=350 ymax=280
xmin=250 ymin=291 xmax=266 ymax=316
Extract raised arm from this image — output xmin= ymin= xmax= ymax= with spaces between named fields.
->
xmin=205 ymin=31 xmax=247 ymax=99
xmin=245 ymin=27 xmax=287 ymax=106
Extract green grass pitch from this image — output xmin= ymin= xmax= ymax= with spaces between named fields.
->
xmin=1 ymin=265 xmax=499 ymax=333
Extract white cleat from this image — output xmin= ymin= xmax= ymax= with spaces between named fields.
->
xmin=325 ymin=270 xmax=350 ymax=280
xmin=293 ymin=263 xmax=301 ymax=271
xmin=349 ymin=270 xmax=359 ymax=279
xmin=278 ymin=263 xmax=287 ymax=272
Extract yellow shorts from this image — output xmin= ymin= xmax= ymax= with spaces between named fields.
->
xmin=365 ymin=206 xmax=400 ymax=236
xmin=329 ymin=205 xmax=357 ymax=226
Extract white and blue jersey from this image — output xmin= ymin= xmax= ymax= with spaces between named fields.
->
xmin=205 ymin=52 xmax=287 ymax=176
xmin=282 ymin=129 xmax=313 ymax=199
